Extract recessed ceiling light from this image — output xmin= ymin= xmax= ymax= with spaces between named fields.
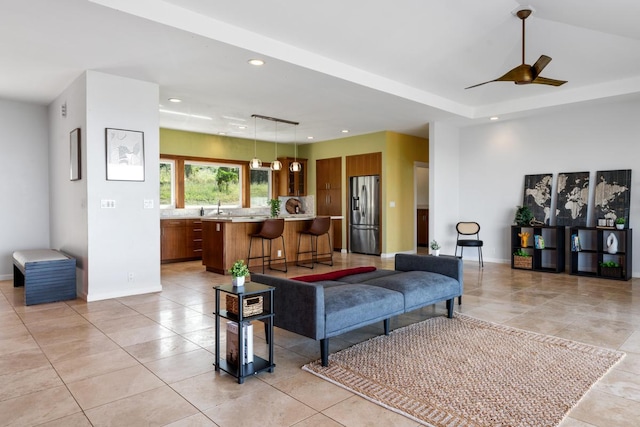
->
xmin=307 ymin=136 xmax=314 ymax=140
xmin=238 ymin=126 xmax=247 ymax=130
xmin=248 ymin=59 xmax=265 ymax=66
xmin=219 ymin=132 xmax=227 ymax=136
xmin=341 ymin=129 xmax=349 ymax=133
xmin=490 ymin=116 xmax=499 ymax=121
xmin=168 ymin=98 xmax=182 ymax=103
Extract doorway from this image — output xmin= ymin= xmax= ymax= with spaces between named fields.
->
xmin=414 ymin=162 xmax=429 ymax=252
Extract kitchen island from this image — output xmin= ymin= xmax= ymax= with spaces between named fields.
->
xmin=202 ymin=216 xmax=340 ymax=274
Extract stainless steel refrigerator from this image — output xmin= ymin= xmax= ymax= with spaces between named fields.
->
xmin=349 ymin=175 xmax=380 ymax=255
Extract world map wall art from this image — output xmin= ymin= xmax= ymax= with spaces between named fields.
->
xmin=521 ymin=170 xmax=631 ymax=227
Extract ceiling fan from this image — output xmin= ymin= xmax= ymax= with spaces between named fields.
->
xmin=465 ymin=8 xmax=567 ymax=89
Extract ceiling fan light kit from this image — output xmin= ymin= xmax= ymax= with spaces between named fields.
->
xmin=466 ymin=7 xmax=567 ymax=89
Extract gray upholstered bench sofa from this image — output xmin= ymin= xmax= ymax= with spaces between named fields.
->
xmin=251 ymin=253 xmax=463 ymax=366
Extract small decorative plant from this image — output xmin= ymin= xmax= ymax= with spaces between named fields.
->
xmin=229 ymin=260 xmax=250 ymax=287
xmin=268 ymin=198 xmax=281 ymax=218
xmin=430 ymin=240 xmax=441 ymax=250
xmin=514 ymin=206 xmax=534 ymax=226
xmin=599 ymin=261 xmax=620 ymax=268
xmin=615 ymin=218 xmax=625 ymax=224
xmin=513 ymin=249 xmax=531 ymax=257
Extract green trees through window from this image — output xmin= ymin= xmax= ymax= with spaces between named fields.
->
xmin=184 ymin=161 xmax=241 ymax=207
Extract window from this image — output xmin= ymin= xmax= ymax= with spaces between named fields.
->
xmin=250 ymin=167 xmax=272 ymax=207
xmin=159 ymin=159 xmax=175 ymax=207
xmin=184 ymin=161 xmax=241 ymax=208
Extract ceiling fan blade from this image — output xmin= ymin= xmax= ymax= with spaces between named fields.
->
xmin=465 ymin=79 xmax=499 ymax=89
xmin=533 ymin=55 xmax=552 ymax=76
xmin=465 ymin=65 xmax=526 ymax=89
xmin=532 ymin=76 xmax=568 ymax=86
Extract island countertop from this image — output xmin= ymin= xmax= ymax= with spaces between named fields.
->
xmin=202 ymin=216 xmax=340 ymax=274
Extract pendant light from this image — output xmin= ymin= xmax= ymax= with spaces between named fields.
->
xmin=249 ymin=115 xmax=262 ymax=169
xmin=290 ymin=123 xmax=301 ymax=173
xmin=270 ymin=121 xmax=282 ymax=171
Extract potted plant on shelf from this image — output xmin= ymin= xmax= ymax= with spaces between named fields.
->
xmin=599 ymin=260 xmax=622 ymax=278
xmin=514 ymin=205 xmax=534 ymax=226
xmin=229 ymin=259 xmax=250 ymax=287
xmin=268 ymin=199 xmax=281 ymax=218
xmin=615 ymin=217 xmax=626 ymax=230
xmin=513 ymin=248 xmax=532 ymax=270
xmin=430 ymin=240 xmax=441 ymax=256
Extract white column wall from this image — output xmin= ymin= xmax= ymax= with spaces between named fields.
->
xmin=85 ymin=71 xmax=160 ymax=300
xmin=429 ymin=122 xmax=460 ymax=255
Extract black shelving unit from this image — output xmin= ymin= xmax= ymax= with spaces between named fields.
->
xmin=214 ymin=282 xmax=275 ymax=384
xmin=511 ymin=225 xmax=565 ymax=273
xmin=570 ymin=227 xmax=632 ymax=281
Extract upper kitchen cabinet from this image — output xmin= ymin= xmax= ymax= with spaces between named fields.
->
xmin=276 ymin=157 xmax=307 ymax=197
xmin=316 ymin=157 xmax=342 ymax=216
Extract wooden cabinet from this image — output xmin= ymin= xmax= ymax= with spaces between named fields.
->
xmin=417 ymin=209 xmax=428 ymax=246
xmin=161 ymin=219 xmax=203 ymax=263
xmin=510 ymin=225 xmax=565 ymax=273
xmin=203 ymin=220 xmax=225 ymax=274
xmin=277 ymin=158 xmax=307 ymax=196
xmin=570 ymin=227 xmax=632 ymax=280
xmin=317 ymin=157 xmax=342 ymax=250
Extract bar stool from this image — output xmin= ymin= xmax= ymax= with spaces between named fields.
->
xmin=296 ymin=216 xmax=333 ymax=269
xmin=247 ymin=219 xmax=287 ymax=273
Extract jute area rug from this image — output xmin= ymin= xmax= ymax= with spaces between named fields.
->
xmin=303 ymin=314 xmax=624 ymax=427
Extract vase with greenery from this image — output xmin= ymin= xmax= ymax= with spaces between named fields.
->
xmin=430 ymin=240 xmax=441 ymax=256
xmin=615 ymin=217 xmax=626 ymax=229
xmin=268 ymin=199 xmax=281 ymax=218
xmin=229 ymin=259 xmax=250 ymax=287
xmin=514 ymin=206 xmax=534 ymax=226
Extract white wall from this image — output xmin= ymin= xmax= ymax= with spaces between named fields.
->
xmin=0 ymin=99 xmax=50 ymax=280
xmin=429 ymin=122 xmax=460 ymax=254
xmin=48 ymin=71 xmax=161 ymax=301
xmin=48 ymin=73 xmax=88 ymax=293
xmin=457 ymin=96 xmax=640 ymax=275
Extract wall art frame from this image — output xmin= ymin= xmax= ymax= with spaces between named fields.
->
xmin=105 ymin=128 xmax=145 ymax=181
xmin=70 ymin=128 xmax=81 ymax=181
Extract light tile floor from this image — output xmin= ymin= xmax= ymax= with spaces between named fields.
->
xmin=1 ymin=253 xmax=640 ymax=426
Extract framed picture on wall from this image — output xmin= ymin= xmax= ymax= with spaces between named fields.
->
xmin=70 ymin=128 xmax=81 ymax=181
xmin=105 ymin=128 xmax=145 ymax=181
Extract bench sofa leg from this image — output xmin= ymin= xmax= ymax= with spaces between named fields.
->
xmin=383 ymin=318 xmax=390 ymax=335
xmin=320 ymin=339 xmax=329 ymax=367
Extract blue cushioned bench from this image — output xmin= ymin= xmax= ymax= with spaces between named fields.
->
xmin=13 ymin=249 xmax=77 ymax=306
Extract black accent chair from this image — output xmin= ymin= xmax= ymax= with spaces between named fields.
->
xmin=247 ymin=218 xmax=287 ymax=273
xmin=455 ymin=221 xmax=484 ymax=268
xmin=296 ymin=216 xmax=333 ymax=268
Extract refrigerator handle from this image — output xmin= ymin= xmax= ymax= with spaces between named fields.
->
xmin=361 ymin=185 xmax=367 ymax=217
xmin=352 ymin=196 xmax=359 ymax=211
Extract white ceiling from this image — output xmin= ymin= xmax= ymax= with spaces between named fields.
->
xmin=3 ymin=0 xmax=640 ymax=142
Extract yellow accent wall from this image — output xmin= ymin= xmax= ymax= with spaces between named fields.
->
xmin=384 ymin=132 xmax=429 ymax=254
xmin=160 ymin=128 xmax=428 ymax=255
xmin=160 ymin=128 xmax=295 ymax=160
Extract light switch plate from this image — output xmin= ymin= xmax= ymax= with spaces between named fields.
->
xmin=101 ymin=199 xmax=116 ymax=208
xmin=144 ymin=199 xmax=154 ymax=209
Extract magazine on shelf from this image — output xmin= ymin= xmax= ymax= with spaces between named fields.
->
xmin=571 ymin=234 xmax=581 ymax=252
xmin=226 ymin=321 xmax=254 ymax=366
xmin=534 ymin=235 xmax=545 ymax=249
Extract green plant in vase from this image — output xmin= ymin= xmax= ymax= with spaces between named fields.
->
xmin=615 ymin=217 xmax=626 ymax=229
xmin=430 ymin=240 xmax=441 ymax=256
xmin=229 ymin=259 xmax=250 ymax=287
xmin=268 ymin=199 xmax=281 ymax=218
xmin=514 ymin=206 xmax=534 ymax=226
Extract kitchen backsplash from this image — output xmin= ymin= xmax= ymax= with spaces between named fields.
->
xmin=161 ymin=195 xmax=315 ymax=218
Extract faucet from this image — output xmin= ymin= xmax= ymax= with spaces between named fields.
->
xmin=217 ymin=200 xmax=221 ymax=215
